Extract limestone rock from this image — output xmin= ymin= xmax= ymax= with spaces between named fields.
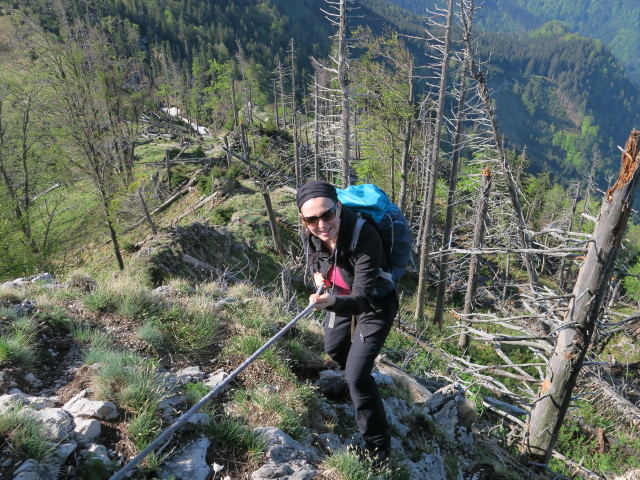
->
xmin=74 ymin=418 xmax=102 ymax=444
xmin=63 ymin=390 xmax=118 ymax=421
xmin=159 ymin=436 xmax=211 ymax=480
xmin=31 ymin=408 xmax=74 ymax=442
xmin=174 ymin=366 xmax=205 ymax=385
xmin=407 ymin=453 xmax=447 ymax=480
xmin=254 ymin=427 xmax=320 ymax=463
xmin=314 ymin=370 xmax=347 ymax=401
xmin=251 ymin=459 xmax=317 ymax=480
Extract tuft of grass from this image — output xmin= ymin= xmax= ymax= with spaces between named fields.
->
xmin=0 ymin=404 xmax=55 ymax=461
xmin=197 ymin=280 xmax=226 ymax=298
xmin=66 ymin=270 xmax=97 ymax=292
xmin=323 ymin=447 xmax=400 ymax=480
xmin=140 ymin=297 xmax=220 ymax=358
xmin=0 ymin=287 xmax=22 ymax=306
xmin=83 ymin=275 xmax=166 ymax=318
xmin=136 ymin=321 xmax=164 ymax=350
xmin=164 ymin=277 xmax=195 ymax=295
xmin=0 ymin=316 xmax=38 ymax=366
xmin=204 ymin=417 xmax=267 ymax=461
xmin=33 ymin=303 xmax=73 ymax=331
xmin=232 ymin=384 xmax=316 ymax=440
xmin=71 ymin=324 xmax=112 ymax=350
xmin=126 ymin=409 xmax=162 ymax=452
xmin=85 ymin=347 xmax=167 ymax=411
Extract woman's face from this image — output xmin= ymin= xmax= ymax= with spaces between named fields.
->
xmin=300 ymin=196 xmax=341 ymax=244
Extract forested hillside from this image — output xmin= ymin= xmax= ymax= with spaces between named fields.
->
xmin=390 ymin=0 xmax=640 ymax=81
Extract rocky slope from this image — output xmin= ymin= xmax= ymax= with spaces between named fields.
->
xmin=0 ymin=273 xmax=546 ymax=480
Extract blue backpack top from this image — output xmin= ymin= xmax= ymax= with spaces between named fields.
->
xmin=336 ymin=184 xmax=412 ymax=282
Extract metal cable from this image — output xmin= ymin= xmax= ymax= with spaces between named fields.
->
xmin=109 ymin=285 xmax=324 ymax=480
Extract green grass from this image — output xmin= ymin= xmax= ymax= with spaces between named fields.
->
xmin=84 ymin=275 xmax=165 ymax=318
xmin=0 ymin=404 xmax=55 ymax=461
xmin=323 ymin=447 xmax=407 ymax=480
xmin=204 ymin=417 xmax=267 ymax=462
xmin=549 ymin=417 xmax=640 ymax=477
xmin=137 ymin=297 xmax=221 ymax=359
xmin=33 ymin=303 xmax=73 ymax=330
xmin=0 ymin=316 xmax=38 ymax=366
xmin=183 ymin=381 xmax=209 ymax=405
xmin=126 ymin=409 xmax=162 ymax=451
xmin=232 ymin=384 xmax=317 ymax=440
xmin=71 ymin=324 xmax=112 ymax=349
xmin=84 ymin=347 xmax=167 ymax=411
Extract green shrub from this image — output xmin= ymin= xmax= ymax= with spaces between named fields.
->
xmin=198 ymin=174 xmax=213 ymax=195
xmin=211 ymin=166 xmax=225 ymax=179
xmin=226 ymin=163 xmax=244 ymax=181
xmin=184 ymin=382 xmax=209 ymax=405
xmin=211 ymin=205 xmax=235 ymax=225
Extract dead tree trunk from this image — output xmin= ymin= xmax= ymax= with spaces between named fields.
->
xmin=522 ymin=129 xmax=640 ymax=466
xmin=461 ymin=7 xmax=539 ymax=292
xmin=414 ymin=0 xmax=455 ymax=323
xmin=337 ymin=0 xmax=351 ymax=187
xmin=263 ymin=190 xmax=285 ymax=255
xmin=557 ymin=183 xmax=579 ymax=290
xmin=313 ymin=73 xmax=321 ymax=180
xmin=399 ymin=61 xmax=414 ymax=213
xmin=137 ymin=187 xmax=157 ymax=235
xmin=458 ymin=166 xmax=492 ymax=350
xmin=433 ymin=56 xmax=471 ymax=327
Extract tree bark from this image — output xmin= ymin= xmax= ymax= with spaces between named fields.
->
xmin=262 ymin=190 xmax=285 ymax=256
xmin=414 ymin=0 xmax=454 ymax=323
xmin=434 ymin=56 xmax=471 ymax=327
xmin=522 ymin=129 xmax=640 ymax=466
xmin=337 ymin=0 xmax=351 ymax=187
xmin=459 ymin=167 xmax=492 ymax=350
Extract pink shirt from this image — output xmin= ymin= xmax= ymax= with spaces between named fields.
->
xmin=327 ymin=265 xmax=351 ymax=295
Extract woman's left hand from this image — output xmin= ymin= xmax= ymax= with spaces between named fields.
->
xmin=309 ymin=293 xmax=336 ymax=310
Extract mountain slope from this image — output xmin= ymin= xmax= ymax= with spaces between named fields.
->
xmin=388 ymin=0 xmax=640 ymax=81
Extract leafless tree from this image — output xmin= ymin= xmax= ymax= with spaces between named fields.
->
xmin=415 ymin=0 xmax=455 ymax=322
xmin=522 ymin=130 xmax=640 ymax=467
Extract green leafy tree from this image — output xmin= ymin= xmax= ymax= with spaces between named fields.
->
xmin=32 ymin=9 xmax=148 ymax=270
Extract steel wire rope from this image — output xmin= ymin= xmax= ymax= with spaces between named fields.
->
xmin=109 ymin=285 xmax=324 ymax=480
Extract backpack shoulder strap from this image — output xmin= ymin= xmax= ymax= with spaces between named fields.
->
xmin=350 ymin=213 xmax=366 ymax=252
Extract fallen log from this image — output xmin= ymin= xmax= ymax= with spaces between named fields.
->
xmin=585 ymin=373 xmax=640 ymax=428
xmin=375 ymin=355 xmax=433 ymax=403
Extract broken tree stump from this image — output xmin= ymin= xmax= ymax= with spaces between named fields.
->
xmin=522 ymin=129 xmax=640 ymax=466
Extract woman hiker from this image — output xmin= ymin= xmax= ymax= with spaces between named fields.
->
xmin=297 ymin=180 xmax=398 ymax=465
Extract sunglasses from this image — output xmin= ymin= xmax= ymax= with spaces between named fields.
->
xmin=301 ymin=203 xmax=339 ymax=225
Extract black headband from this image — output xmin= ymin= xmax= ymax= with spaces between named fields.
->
xmin=296 ymin=180 xmax=338 ymax=210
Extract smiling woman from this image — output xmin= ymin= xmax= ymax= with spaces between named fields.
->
xmin=296 ymin=180 xmax=398 ymax=466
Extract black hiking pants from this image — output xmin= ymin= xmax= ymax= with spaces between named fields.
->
xmin=324 ymin=294 xmax=398 ymax=450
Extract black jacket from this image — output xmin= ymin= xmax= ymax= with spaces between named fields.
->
xmin=302 ymin=204 xmax=395 ymax=317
